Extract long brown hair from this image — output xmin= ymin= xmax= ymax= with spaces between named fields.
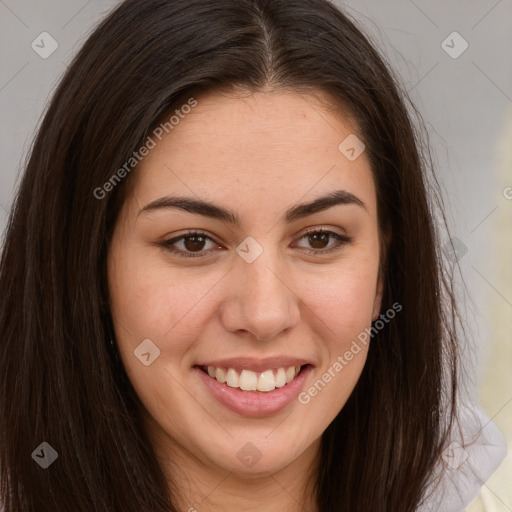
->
xmin=0 ymin=0 xmax=462 ymax=510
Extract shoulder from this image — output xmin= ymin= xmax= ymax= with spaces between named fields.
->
xmin=417 ymin=403 xmax=507 ymax=512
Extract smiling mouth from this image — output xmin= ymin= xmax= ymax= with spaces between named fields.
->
xmin=197 ymin=364 xmax=310 ymax=393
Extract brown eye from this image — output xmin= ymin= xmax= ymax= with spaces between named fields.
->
xmin=161 ymin=228 xmax=351 ymax=259
xmin=295 ymin=229 xmax=352 ymax=255
xmin=307 ymin=231 xmax=330 ymax=249
xmin=182 ymin=234 xmax=207 ymax=252
xmin=161 ymin=231 xmax=220 ymax=258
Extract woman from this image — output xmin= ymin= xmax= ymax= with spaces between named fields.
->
xmin=0 ymin=0 xmax=505 ymax=511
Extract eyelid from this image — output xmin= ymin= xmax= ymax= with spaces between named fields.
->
xmin=160 ymin=230 xmax=222 ymax=258
xmin=294 ymin=228 xmax=352 ymax=254
xmin=160 ymin=227 xmax=352 ymax=258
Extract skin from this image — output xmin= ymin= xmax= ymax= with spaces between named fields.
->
xmin=107 ymin=88 xmax=383 ymax=512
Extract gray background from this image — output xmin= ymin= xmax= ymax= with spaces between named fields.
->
xmin=1 ymin=1 xmax=511 ymax=508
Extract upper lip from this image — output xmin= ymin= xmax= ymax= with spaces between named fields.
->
xmin=195 ymin=356 xmax=313 ymax=373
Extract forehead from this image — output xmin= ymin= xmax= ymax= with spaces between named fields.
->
xmin=129 ymin=89 xmax=376 ymax=221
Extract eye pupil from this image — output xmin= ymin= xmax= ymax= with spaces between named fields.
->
xmin=309 ymin=232 xmax=329 ymax=249
xmin=163 ymin=229 xmax=348 ymax=258
xmin=184 ymin=235 xmax=206 ymax=252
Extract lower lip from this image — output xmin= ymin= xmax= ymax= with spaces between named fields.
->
xmin=194 ymin=365 xmax=313 ymax=417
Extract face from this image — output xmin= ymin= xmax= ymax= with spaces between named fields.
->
xmin=107 ymin=89 xmax=383 ymax=481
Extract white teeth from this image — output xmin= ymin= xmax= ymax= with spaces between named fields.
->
xmin=257 ymin=370 xmax=276 ymax=391
xmin=203 ymin=365 xmax=303 ymax=392
xmin=215 ymin=367 xmax=226 ymax=383
xmin=226 ymin=368 xmax=239 ymax=388
xmin=286 ymin=366 xmax=296 ymax=382
xmin=239 ymin=369 xmax=257 ymax=391
xmin=275 ymin=368 xmax=286 ymax=387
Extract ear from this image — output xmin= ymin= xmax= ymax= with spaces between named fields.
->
xmin=371 ymin=271 xmax=384 ymax=322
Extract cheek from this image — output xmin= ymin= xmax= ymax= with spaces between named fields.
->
xmin=302 ymin=346 xmax=368 ymax=427
xmin=297 ymin=270 xmax=374 ymax=419
xmin=108 ymin=252 xmax=205 ymax=425
xmin=108 ymin=245 xmax=218 ymax=360
xmin=300 ymin=256 xmax=379 ymax=337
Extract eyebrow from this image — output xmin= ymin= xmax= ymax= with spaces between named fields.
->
xmin=137 ymin=189 xmax=366 ymax=225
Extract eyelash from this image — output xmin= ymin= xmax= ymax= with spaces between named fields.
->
xmin=160 ymin=228 xmax=352 ymax=258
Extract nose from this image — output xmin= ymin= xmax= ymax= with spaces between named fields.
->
xmin=219 ymin=248 xmax=300 ymax=341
